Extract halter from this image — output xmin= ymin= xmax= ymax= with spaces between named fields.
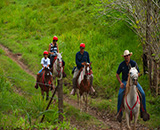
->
xmin=125 ymin=93 xmax=140 ymax=121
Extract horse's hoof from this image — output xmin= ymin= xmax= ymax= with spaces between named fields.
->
xmin=34 ymin=85 xmax=38 ymax=89
xmin=116 ymin=114 xmax=122 ymax=122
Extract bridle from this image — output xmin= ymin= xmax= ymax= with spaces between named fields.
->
xmin=54 ymin=57 xmax=63 ymax=79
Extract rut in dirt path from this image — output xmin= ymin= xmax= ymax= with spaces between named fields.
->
xmin=0 ymin=44 xmax=151 ymax=130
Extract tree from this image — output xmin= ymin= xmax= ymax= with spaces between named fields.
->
xmin=100 ymin=0 xmax=160 ymax=95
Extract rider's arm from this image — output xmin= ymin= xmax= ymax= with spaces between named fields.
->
xmin=48 ymin=44 xmax=53 ymax=55
xmin=116 ymin=73 xmax=124 ymax=88
xmin=87 ymin=52 xmax=90 ymax=63
xmin=76 ymin=53 xmax=82 ymax=68
xmin=41 ymin=64 xmax=45 ymax=68
xmin=116 ymin=73 xmax=122 ymax=84
xmin=57 ymin=43 xmax=59 ymax=53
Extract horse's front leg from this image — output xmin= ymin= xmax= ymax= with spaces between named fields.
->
xmin=46 ymin=91 xmax=49 ymax=100
xmin=77 ymin=89 xmax=80 ymax=106
xmin=85 ymin=93 xmax=88 ymax=112
xmin=80 ymin=95 xmax=83 ymax=112
xmin=41 ymin=89 xmax=44 ymax=99
xmin=126 ymin=112 xmax=131 ymax=130
xmin=133 ymin=108 xmax=140 ymax=130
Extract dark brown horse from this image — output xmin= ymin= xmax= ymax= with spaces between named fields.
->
xmin=76 ymin=62 xmax=92 ymax=112
xmin=37 ymin=67 xmax=53 ymax=100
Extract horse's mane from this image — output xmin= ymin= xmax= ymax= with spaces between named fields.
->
xmin=76 ymin=67 xmax=83 ymax=81
xmin=125 ymin=73 xmax=130 ymax=97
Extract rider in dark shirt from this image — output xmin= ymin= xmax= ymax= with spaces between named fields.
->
xmin=70 ymin=43 xmax=95 ymax=95
xmin=116 ymin=50 xmax=150 ymax=122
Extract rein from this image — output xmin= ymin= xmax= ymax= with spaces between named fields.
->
xmin=126 ymin=93 xmax=140 ymax=121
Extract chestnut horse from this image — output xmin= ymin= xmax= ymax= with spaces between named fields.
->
xmin=121 ymin=65 xmax=140 ymax=130
xmin=76 ymin=63 xmax=92 ymax=112
xmin=38 ymin=67 xmax=53 ymax=100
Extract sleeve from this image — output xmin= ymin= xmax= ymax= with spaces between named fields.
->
xmin=116 ymin=63 xmax=122 ymax=74
xmin=48 ymin=58 xmax=50 ymax=65
xmin=87 ymin=52 xmax=90 ymax=63
xmin=41 ymin=58 xmax=44 ymax=64
xmin=76 ymin=53 xmax=82 ymax=68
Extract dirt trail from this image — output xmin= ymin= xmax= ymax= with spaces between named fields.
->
xmin=0 ymin=44 xmax=150 ymax=130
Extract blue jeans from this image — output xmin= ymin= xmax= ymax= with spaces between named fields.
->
xmin=38 ymin=68 xmax=52 ymax=75
xmin=117 ymin=81 xmax=146 ymax=115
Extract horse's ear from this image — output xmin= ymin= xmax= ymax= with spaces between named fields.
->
xmin=135 ymin=63 xmax=138 ymax=70
xmin=128 ymin=64 xmax=132 ymax=70
xmin=61 ymin=52 xmax=63 ymax=55
xmin=89 ymin=62 xmax=92 ymax=66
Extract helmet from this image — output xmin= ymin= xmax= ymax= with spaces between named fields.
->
xmin=80 ymin=43 xmax=85 ymax=48
xmin=53 ymin=36 xmax=58 ymax=41
xmin=43 ymin=51 xmax=48 ymax=55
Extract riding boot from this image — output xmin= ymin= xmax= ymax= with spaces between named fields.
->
xmin=50 ymin=76 xmax=54 ymax=90
xmin=70 ymin=78 xmax=76 ymax=95
xmin=139 ymin=95 xmax=150 ymax=121
xmin=116 ymin=113 xmax=122 ymax=122
xmin=35 ymin=73 xmax=40 ymax=89
xmin=141 ymin=111 xmax=150 ymax=121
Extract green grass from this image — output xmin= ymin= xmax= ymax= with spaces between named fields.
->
xmin=0 ymin=0 xmax=159 ymax=128
xmin=0 ymin=50 xmax=74 ymax=129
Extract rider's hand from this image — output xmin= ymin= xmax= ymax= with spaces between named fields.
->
xmin=120 ymin=82 xmax=124 ymax=89
xmin=81 ymin=62 xmax=86 ymax=65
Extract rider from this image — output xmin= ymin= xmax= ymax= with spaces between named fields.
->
xmin=34 ymin=51 xmax=53 ymax=89
xmin=116 ymin=50 xmax=150 ymax=122
xmin=70 ymin=43 xmax=95 ymax=95
xmin=48 ymin=36 xmax=66 ymax=78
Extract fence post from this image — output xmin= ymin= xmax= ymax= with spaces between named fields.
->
xmin=58 ymin=79 xmax=63 ymax=122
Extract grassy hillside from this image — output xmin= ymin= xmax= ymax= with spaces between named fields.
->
xmin=0 ymin=0 xmax=160 ymax=128
xmin=0 ymin=0 xmax=143 ymax=97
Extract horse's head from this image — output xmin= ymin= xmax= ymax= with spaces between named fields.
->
xmin=44 ymin=67 xmax=51 ymax=84
xmin=54 ymin=52 xmax=63 ymax=78
xmin=128 ymin=65 xmax=138 ymax=85
xmin=84 ymin=62 xmax=92 ymax=79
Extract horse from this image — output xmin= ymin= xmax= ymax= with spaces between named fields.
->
xmin=121 ymin=65 xmax=140 ymax=130
xmin=52 ymin=52 xmax=63 ymax=80
xmin=76 ymin=62 xmax=92 ymax=112
xmin=38 ymin=67 xmax=53 ymax=100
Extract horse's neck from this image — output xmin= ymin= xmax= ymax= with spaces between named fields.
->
xmin=78 ymin=67 xmax=85 ymax=85
xmin=127 ymin=83 xmax=137 ymax=102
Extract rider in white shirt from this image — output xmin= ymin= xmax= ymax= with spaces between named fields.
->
xmin=34 ymin=51 xmax=53 ymax=89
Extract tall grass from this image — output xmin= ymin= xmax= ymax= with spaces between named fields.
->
xmin=0 ymin=50 xmax=75 ymax=129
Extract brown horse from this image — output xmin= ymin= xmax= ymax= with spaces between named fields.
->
xmin=76 ymin=62 xmax=92 ymax=112
xmin=37 ymin=67 xmax=53 ymax=100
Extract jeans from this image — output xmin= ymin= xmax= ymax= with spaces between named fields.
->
xmin=117 ymin=81 xmax=146 ymax=115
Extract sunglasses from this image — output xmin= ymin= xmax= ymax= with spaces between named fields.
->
xmin=53 ymin=40 xmax=58 ymax=42
xmin=124 ymin=54 xmax=130 ymax=57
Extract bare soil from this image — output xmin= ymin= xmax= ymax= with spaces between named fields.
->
xmin=0 ymin=44 xmax=151 ymax=130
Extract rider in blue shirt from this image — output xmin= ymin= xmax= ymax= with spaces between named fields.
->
xmin=116 ymin=50 xmax=150 ymax=122
xmin=70 ymin=43 xmax=95 ymax=95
